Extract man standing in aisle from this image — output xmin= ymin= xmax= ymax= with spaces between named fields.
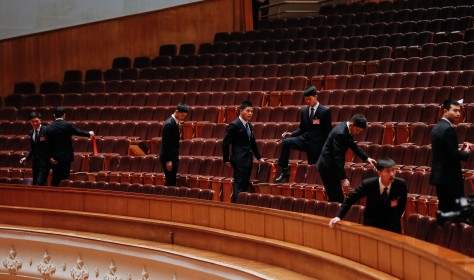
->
xmin=222 ymin=101 xmax=264 ymax=203
xmin=46 ymin=106 xmax=94 ymax=186
xmin=20 ymin=111 xmax=50 ymax=186
xmin=430 ymin=99 xmax=472 ymax=212
xmin=317 ymin=114 xmax=377 ymax=202
xmin=160 ymin=103 xmax=189 ymax=186
xmin=274 ymin=85 xmax=332 ymax=183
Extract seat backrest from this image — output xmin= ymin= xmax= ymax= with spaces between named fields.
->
xmin=200 ymin=189 xmax=214 ymax=200
xmin=188 ymin=188 xmax=201 ymax=199
xmin=247 ymin=193 xmax=261 ymax=206
xmin=405 ymin=214 xmax=421 ymax=237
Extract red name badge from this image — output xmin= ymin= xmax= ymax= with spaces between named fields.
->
xmin=391 ymin=200 xmax=398 ymax=207
xmin=312 ymin=119 xmax=320 ymax=125
xmin=39 ymin=136 xmax=45 ymax=142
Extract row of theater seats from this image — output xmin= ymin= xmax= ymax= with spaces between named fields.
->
xmin=317 ymin=70 xmax=474 ymax=90
xmin=217 ymin=19 xmax=474 ymax=43
xmin=57 ymin=179 xmax=215 ymax=200
xmin=9 ymin=76 xmax=308 ymax=96
xmin=5 ymin=91 xmax=266 ymax=110
xmin=371 ymin=55 xmax=474 ymax=73
xmin=102 ymin=40 xmax=474 ymax=76
xmin=318 ymin=0 xmax=471 ymax=16
xmin=9 ymin=70 xmax=474 ymax=103
xmin=236 ymin=192 xmax=365 ymax=223
xmin=128 ymin=36 xmax=468 ymax=70
xmin=99 ymin=54 xmax=474 ymax=81
xmin=260 ymin=6 xmax=474 ymax=29
xmin=316 ymin=86 xmax=474 ymax=107
xmin=177 ymin=39 xmax=474 ymax=65
xmin=0 ymin=120 xmax=163 ymax=141
xmin=66 ymin=54 xmax=474 ymax=84
xmin=405 ymin=213 xmax=474 ymax=257
xmin=0 ymin=177 xmax=29 ymax=185
xmin=130 ymin=46 xmax=393 ymax=68
xmin=0 ymin=103 xmax=461 ymax=125
xmin=6 ymin=85 xmax=474 ymax=116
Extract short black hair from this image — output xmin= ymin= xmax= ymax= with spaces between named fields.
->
xmin=442 ymin=99 xmax=460 ymax=111
xmin=303 ymin=85 xmax=317 ymax=97
xmin=29 ymin=111 xmax=41 ymax=120
xmin=239 ymin=101 xmax=253 ymax=110
xmin=376 ymin=158 xmax=396 ymax=171
xmin=176 ymin=103 xmax=189 ymax=113
xmin=351 ymin=114 xmax=367 ymax=129
xmin=54 ymin=106 xmax=65 ymax=118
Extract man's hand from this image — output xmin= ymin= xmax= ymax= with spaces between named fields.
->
xmin=281 ymin=132 xmax=291 ymax=139
xmin=20 ymin=157 xmax=26 ymax=165
xmin=259 ymin=158 xmax=265 ymax=163
xmin=367 ymin=157 xmax=377 ymax=166
xmin=49 ymin=158 xmax=58 ymax=165
xmin=89 ymin=131 xmax=95 ymax=137
xmin=329 ymin=217 xmax=341 ymax=228
xmin=166 ymin=161 xmax=172 ymax=171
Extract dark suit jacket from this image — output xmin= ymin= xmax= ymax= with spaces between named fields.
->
xmin=337 ymin=177 xmax=407 ymax=233
xmin=25 ymin=125 xmax=50 ymax=165
xmin=317 ymin=121 xmax=368 ymax=180
xmin=46 ymin=119 xmax=90 ymax=162
xmin=291 ymin=104 xmax=332 ymax=162
xmin=222 ymin=118 xmax=262 ymax=167
xmin=160 ymin=116 xmax=180 ymax=164
xmin=430 ymin=119 xmax=469 ymax=186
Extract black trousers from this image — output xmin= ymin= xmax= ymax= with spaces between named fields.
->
xmin=161 ymin=160 xmax=179 ymax=186
xmin=232 ymin=160 xmax=252 ymax=203
xmin=318 ymin=163 xmax=345 ymax=203
xmin=436 ymin=184 xmax=464 ymax=212
xmin=278 ymin=137 xmax=320 ymax=168
xmin=32 ymin=160 xmax=50 ymax=186
xmin=51 ymin=161 xmax=71 ymax=186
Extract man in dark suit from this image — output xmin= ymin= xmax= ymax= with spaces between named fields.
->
xmin=20 ymin=111 xmax=50 ymax=186
xmin=274 ymin=85 xmax=332 ymax=183
xmin=46 ymin=107 xmax=94 ymax=186
xmin=329 ymin=158 xmax=407 ymax=234
xmin=160 ymin=103 xmax=189 ymax=186
xmin=317 ymin=114 xmax=377 ymax=202
xmin=222 ymin=101 xmax=264 ymax=203
xmin=430 ymin=100 xmax=472 ymax=212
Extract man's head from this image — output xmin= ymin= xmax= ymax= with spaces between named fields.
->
xmin=348 ymin=114 xmax=367 ymax=136
xmin=174 ymin=103 xmax=189 ymax=122
xmin=54 ymin=106 xmax=66 ymax=119
xmin=442 ymin=99 xmax=461 ymax=123
xmin=376 ymin=158 xmax=396 ymax=185
xmin=29 ymin=111 xmax=42 ymax=130
xmin=239 ymin=101 xmax=254 ymax=122
xmin=303 ymin=85 xmax=318 ymax=107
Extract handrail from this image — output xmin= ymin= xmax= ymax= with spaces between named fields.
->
xmin=0 ymin=184 xmax=473 ymax=279
xmin=259 ymin=0 xmax=333 ymax=20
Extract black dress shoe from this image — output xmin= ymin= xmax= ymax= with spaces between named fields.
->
xmin=275 ymin=170 xmax=290 ymax=183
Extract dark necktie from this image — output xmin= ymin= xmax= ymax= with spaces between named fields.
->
xmin=309 ymin=107 xmax=315 ymax=120
xmin=34 ymin=130 xmax=39 ymax=142
xmin=245 ymin=123 xmax=251 ymax=140
xmin=381 ymin=187 xmax=389 ymax=206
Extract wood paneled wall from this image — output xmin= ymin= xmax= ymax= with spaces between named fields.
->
xmin=0 ymin=0 xmax=250 ymax=97
xmin=0 ymin=185 xmax=474 ymax=279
